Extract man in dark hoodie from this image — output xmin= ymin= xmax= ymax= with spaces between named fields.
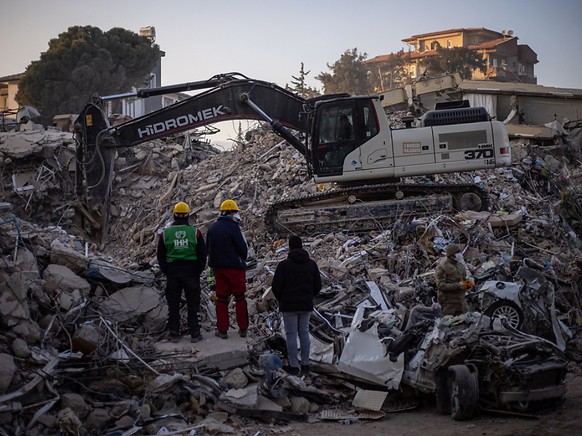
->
xmin=272 ymin=235 xmax=322 ymax=376
xmin=157 ymin=201 xmax=207 ymax=343
xmin=206 ymin=199 xmax=249 ymax=339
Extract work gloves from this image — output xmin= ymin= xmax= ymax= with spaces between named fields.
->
xmin=459 ymin=280 xmax=475 ymax=290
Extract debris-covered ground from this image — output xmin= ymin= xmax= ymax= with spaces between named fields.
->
xmin=1 ymin=116 xmax=582 ymax=435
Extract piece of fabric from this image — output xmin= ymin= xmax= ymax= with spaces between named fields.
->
xmin=206 ymin=215 xmax=248 ymax=269
xmin=282 ymin=311 xmax=312 ymax=367
xmin=214 ymin=267 xmax=248 ymax=332
xmin=272 ymin=248 xmax=322 ymax=312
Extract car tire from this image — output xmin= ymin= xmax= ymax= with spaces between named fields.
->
xmin=448 ymin=365 xmax=479 ymax=421
xmin=484 ymin=300 xmax=524 ymax=330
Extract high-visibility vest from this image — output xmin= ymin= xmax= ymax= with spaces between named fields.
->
xmin=163 ymin=225 xmax=198 ymax=262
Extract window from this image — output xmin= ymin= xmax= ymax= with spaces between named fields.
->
xmin=447 ymin=40 xmax=452 ymax=48
xmin=314 ymin=104 xmax=354 ymax=173
xmin=313 ymin=100 xmax=379 ymax=174
xmin=361 ymin=102 xmax=379 ymax=140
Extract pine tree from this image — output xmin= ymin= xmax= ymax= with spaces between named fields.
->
xmin=287 ymin=63 xmax=320 ymax=98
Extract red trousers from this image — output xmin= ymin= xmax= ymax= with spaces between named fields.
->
xmin=214 ymin=268 xmax=248 ymax=332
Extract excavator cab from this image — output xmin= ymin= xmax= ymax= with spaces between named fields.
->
xmin=310 ymin=97 xmax=380 ymax=177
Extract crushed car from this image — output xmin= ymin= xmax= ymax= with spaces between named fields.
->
xmin=467 ymin=258 xmax=574 ymax=349
xmin=305 ymin=302 xmax=568 ymax=421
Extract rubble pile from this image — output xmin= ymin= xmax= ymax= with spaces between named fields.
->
xmin=0 ymin=128 xmax=221 ymax=230
xmin=1 ymin=120 xmax=582 ymax=434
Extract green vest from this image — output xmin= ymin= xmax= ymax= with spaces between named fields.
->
xmin=163 ymin=225 xmax=198 ymax=262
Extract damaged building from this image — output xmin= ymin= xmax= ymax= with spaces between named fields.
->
xmin=1 ymin=59 xmax=582 ymax=433
xmin=2 ymin=104 xmax=582 ymax=433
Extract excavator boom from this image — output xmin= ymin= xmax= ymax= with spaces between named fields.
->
xmin=74 ymin=73 xmax=511 ymax=240
xmin=74 ymin=75 xmax=312 ymax=239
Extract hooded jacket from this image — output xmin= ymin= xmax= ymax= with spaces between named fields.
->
xmin=206 ymin=215 xmax=248 ymax=269
xmin=272 ymin=247 xmax=322 ymax=312
xmin=435 ymin=256 xmax=466 ymax=292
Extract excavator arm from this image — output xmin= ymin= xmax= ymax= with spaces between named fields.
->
xmin=73 ymin=74 xmax=311 ymax=240
xmin=74 ymin=73 xmax=511 ymax=240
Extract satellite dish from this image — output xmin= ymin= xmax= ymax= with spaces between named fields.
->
xmin=507 ymin=30 xmax=514 ymax=36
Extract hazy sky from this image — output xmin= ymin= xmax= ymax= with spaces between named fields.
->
xmin=2 ymin=0 xmax=581 ymax=144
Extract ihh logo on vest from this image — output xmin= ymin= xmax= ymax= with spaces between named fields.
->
xmin=174 ymin=231 xmax=189 ymax=249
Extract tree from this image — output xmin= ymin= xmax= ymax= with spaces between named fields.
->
xmin=367 ymin=50 xmax=411 ymax=92
xmin=316 ymin=48 xmax=371 ymax=95
xmin=16 ymin=26 xmax=162 ymax=123
xmin=286 ymin=63 xmax=320 ymax=99
xmin=419 ymin=46 xmax=487 ymax=80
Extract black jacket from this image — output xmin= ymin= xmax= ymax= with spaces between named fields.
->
xmin=156 ymin=218 xmax=207 ymax=276
xmin=272 ymin=248 xmax=322 ymax=312
xmin=206 ymin=216 xmax=248 ymax=269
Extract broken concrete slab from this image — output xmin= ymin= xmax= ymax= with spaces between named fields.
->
xmin=0 ymin=274 xmax=32 ymax=325
xmin=153 ymin=333 xmax=250 ymax=371
xmin=42 ymin=264 xmax=91 ymax=297
xmin=49 ymin=240 xmax=89 ymax=273
xmin=86 ymin=259 xmax=133 ymax=285
xmin=220 ymin=383 xmax=259 ymax=409
xmin=0 ymin=132 xmax=42 ymax=158
xmin=0 ymin=353 xmax=16 ymax=394
xmin=100 ymin=286 xmax=166 ymax=326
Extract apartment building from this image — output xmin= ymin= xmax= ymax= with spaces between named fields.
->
xmin=368 ymin=27 xmax=538 ymax=86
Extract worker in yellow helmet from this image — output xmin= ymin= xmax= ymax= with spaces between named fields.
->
xmin=206 ymin=199 xmax=248 ymax=339
xmin=157 ymin=201 xmax=207 ymax=343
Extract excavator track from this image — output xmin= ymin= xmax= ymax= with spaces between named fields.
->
xmin=265 ymin=183 xmax=489 ymax=235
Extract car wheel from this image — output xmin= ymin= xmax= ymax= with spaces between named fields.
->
xmin=448 ymin=365 xmax=479 ymax=421
xmin=484 ymin=300 xmax=524 ymax=329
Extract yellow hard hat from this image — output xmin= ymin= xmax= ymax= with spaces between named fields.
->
xmin=219 ymin=199 xmax=239 ymax=211
xmin=173 ymin=201 xmax=190 ymax=214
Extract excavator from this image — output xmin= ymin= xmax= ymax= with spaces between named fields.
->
xmin=73 ymin=72 xmax=511 ymax=238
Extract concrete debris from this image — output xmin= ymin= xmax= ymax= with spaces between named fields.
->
xmin=1 ymin=116 xmax=582 ymax=434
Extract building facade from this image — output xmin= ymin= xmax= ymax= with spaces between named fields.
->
xmin=368 ymin=28 xmax=538 ymax=88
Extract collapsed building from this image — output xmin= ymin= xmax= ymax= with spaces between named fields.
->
xmin=1 ymin=100 xmax=582 ymax=434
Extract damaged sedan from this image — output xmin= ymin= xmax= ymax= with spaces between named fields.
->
xmin=307 ymin=304 xmax=568 ymax=420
